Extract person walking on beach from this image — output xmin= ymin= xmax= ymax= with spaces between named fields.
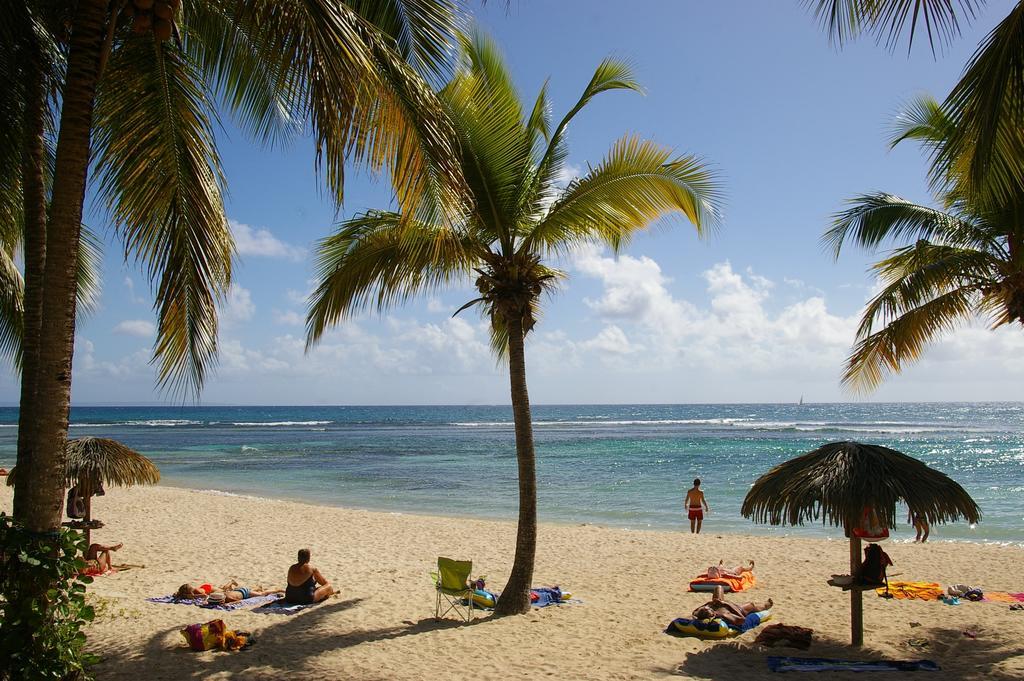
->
xmin=685 ymin=478 xmax=710 ymax=534
xmin=909 ymin=509 xmax=930 ymax=543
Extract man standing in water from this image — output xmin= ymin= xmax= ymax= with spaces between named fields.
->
xmin=685 ymin=478 xmax=710 ymax=534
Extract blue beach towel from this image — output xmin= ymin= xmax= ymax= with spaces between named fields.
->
xmin=465 ymin=586 xmax=580 ymax=610
xmin=146 ymin=593 xmax=283 ymax=611
xmin=253 ymin=599 xmax=322 ymax=615
xmin=767 ymin=657 xmax=940 ymax=672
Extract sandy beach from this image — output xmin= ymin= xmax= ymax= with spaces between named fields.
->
xmin=2 ymin=484 xmax=1022 ymax=680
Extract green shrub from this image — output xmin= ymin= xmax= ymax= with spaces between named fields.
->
xmin=0 ymin=513 xmax=97 ymax=680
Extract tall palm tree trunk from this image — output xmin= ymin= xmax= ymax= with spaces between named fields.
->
xmin=13 ymin=34 xmax=48 ymax=521
xmin=14 ymin=0 xmax=108 ymax=533
xmin=494 ymin=316 xmax=537 ymax=616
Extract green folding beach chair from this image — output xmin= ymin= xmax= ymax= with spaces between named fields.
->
xmin=434 ymin=557 xmax=474 ymax=621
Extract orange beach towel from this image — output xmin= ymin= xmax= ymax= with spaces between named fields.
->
xmin=689 ymin=571 xmax=756 ymax=593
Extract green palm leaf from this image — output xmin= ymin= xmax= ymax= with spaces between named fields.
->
xmin=804 ymin=0 xmax=986 ymax=52
xmin=824 ymin=192 xmax=976 ymax=256
xmin=844 ymin=287 xmax=978 ymax=391
xmin=528 ymin=135 xmax=721 ymax=256
xmin=306 ymin=211 xmax=477 ymax=346
xmin=93 ymin=35 xmax=232 ymax=397
xmin=938 ymin=3 xmax=1024 ymax=205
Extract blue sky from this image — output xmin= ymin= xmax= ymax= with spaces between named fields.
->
xmin=3 ymin=1 xmax=1021 ymax=405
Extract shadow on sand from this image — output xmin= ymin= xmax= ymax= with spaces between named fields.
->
xmin=659 ymin=624 xmax=1024 ymax=680
xmin=94 ymin=597 xmax=491 ymax=679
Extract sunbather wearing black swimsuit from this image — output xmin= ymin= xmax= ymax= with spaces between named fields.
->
xmin=285 ymin=575 xmax=316 ymax=604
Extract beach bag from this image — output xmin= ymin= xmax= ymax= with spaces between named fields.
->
xmin=860 ymin=543 xmax=893 ymax=587
xmin=181 ymin=619 xmax=227 ymax=651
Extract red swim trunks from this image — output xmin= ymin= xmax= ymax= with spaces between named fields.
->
xmin=688 ymin=507 xmax=703 ymax=520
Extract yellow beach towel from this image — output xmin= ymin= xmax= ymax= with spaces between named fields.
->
xmin=878 ymin=581 xmax=944 ymax=601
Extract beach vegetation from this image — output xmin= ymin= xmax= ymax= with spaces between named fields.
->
xmin=0 ymin=514 xmax=98 ymax=680
xmin=306 ymin=31 xmax=722 ymax=615
xmin=2 ymin=0 xmax=465 ymax=673
xmin=825 ymin=96 xmax=1024 ymax=391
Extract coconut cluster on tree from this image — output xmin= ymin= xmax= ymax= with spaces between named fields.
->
xmin=122 ymin=0 xmax=179 ymax=41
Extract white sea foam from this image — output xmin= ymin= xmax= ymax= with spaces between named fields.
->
xmin=450 ymin=418 xmax=754 ymax=427
xmin=230 ymin=420 xmax=333 ymax=427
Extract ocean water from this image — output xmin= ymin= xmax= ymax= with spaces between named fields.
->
xmin=0 ymin=403 xmax=1021 ymax=544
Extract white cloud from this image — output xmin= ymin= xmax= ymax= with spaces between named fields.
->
xmin=112 ymin=319 xmax=155 ymax=338
xmin=123 ymin=277 xmax=146 ymax=304
xmin=274 ymin=310 xmax=304 ymax=326
xmin=554 ymin=163 xmax=582 ymax=187
xmin=221 ymin=284 xmax=255 ymax=324
xmin=230 ymin=220 xmax=306 ymax=262
xmin=581 ymin=325 xmax=642 ymax=355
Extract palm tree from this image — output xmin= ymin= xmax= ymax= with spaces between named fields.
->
xmin=306 ymin=32 xmax=723 ymax=615
xmin=1 ymin=0 xmax=466 ymax=536
xmin=1 ymin=1 xmax=465 ymax=672
xmin=824 ymin=96 xmax=1024 ymax=391
xmin=805 ymin=1 xmax=1024 ymax=206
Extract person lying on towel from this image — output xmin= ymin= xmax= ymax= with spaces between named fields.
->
xmin=706 ymin=560 xmax=754 ymax=580
xmin=175 ymin=581 xmax=283 ymax=603
xmin=692 ymin=586 xmax=772 ymax=627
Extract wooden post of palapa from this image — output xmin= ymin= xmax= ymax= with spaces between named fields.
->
xmin=849 ymin=534 xmax=863 ymax=646
xmin=81 ymin=476 xmax=92 ymax=547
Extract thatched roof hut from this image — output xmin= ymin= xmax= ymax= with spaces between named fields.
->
xmin=8 ymin=437 xmax=159 ymax=543
xmin=741 ymin=441 xmax=981 ymax=646
xmin=741 ymin=441 xmax=981 ymax=532
xmin=7 ymin=437 xmax=160 ymax=488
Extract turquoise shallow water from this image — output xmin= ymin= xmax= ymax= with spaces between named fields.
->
xmin=0 ymin=403 xmax=1021 ymax=544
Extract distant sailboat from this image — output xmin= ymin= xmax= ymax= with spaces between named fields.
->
xmin=798 ymin=395 xmax=804 ymax=406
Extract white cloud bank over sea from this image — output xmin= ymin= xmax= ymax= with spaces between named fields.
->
xmin=8 ymin=247 xmax=1023 ymax=405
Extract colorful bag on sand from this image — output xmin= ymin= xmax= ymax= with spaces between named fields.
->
xmin=181 ymin=619 xmax=227 ymax=651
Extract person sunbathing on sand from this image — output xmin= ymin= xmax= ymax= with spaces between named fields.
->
xmin=692 ymin=586 xmax=772 ymax=627
xmin=174 ymin=581 xmax=283 ymax=603
xmin=706 ymin=559 xmax=755 ymax=580
xmin=85 ymin=542 xmax=122 ymax=572
xmin=286 ymin=548 xmax=335 ymax=604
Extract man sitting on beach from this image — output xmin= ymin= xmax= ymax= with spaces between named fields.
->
xmin=285 ymin=548 xmax=335 ymax=604
xmin=692 ymin=586 xmax=772 ymax=627
xmin=685 ymin=478 xmax=710 ymax=534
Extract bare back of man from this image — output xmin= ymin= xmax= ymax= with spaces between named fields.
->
xmin=685 ymin=478 xmax=710 ymax=534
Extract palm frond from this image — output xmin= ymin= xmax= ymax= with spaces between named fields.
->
xmin=939 ymin=3 xmax=1024 ymax=205
xmin=804 ymin=0 xmax=986 ymax=53
xmin=889 ymin=94 xmax=956 ymax=149
xmin=441 ymin=31 xmax=534 ymax=242
xmin=223 ymin=0 xmax=465 ymax=221
xmin=306 ymin=211 xmax=477 ymax=347
xmin=182 ymin=2 xmax=303 ymax=147
xmin=843 ymin=240 xmax=998 ymax=391
xmin=824 ymin=193 xmax=977 ymax=257
xmin=0 ymin=245 xmax=24 ymax=370
xmin=75 ymin=226 xmax=103 ymax=318
xmin=531 ymin=58 xmax=643 ymax=204
xmin=526 ymin=135 xmax=722 ymax=256
xmin=344 ymin=0 xmax=461 ymax=82
xmin=843 ymin=286 xmax=977 ymax=391
xmin=93 ymin=35 xmax=232 ymax=398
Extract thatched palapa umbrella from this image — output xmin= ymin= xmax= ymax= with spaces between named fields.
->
xmin=741 ymin=441 xmax=980 ymax=646
xmin=8 ymin=437 xmax=160 ymax=544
